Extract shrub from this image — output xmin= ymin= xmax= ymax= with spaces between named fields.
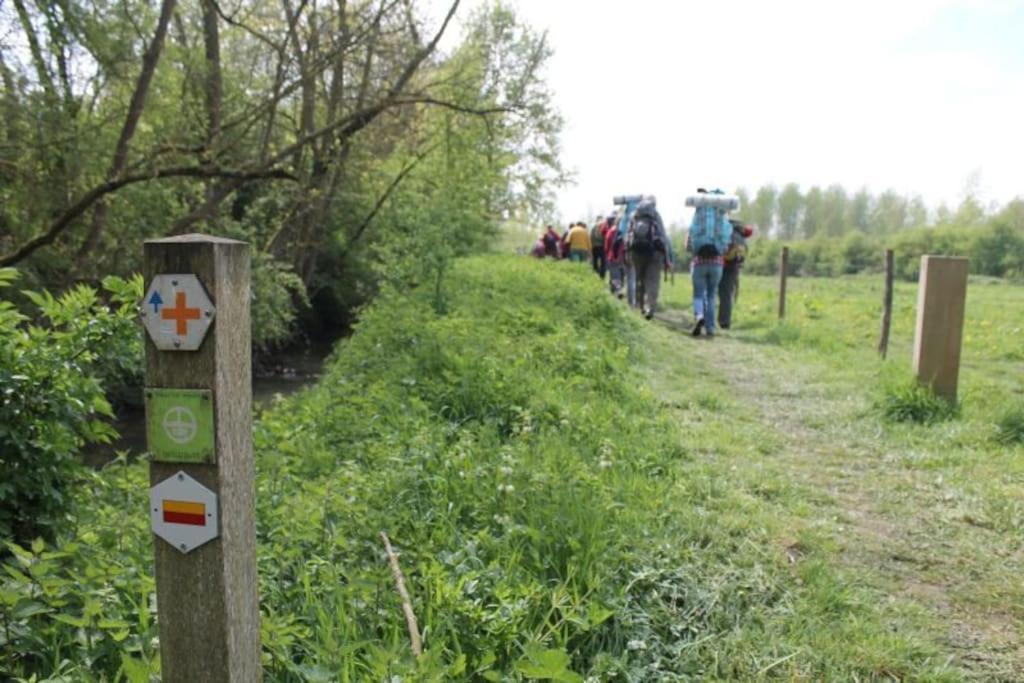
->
xmin=0 ymin=268 xmax=141 ymax=545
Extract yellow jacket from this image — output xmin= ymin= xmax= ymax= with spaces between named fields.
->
xmin=565 ymin=226 xmax=592 ymax=251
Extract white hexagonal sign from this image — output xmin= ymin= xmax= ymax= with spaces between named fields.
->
xmin=150 ymin=471 xmax=219 ymax=553
xmin=140 ymin=274 xmax=215 ymax=351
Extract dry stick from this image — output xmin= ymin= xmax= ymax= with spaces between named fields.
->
xmin=878 ymin=248 xmax=894 ymax=358
xmin=379 ymin=531 xmax=423 ymax=658
xmin=778 ymin=246 xmax=789 ymax=320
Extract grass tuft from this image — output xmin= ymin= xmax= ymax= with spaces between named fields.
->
xmin=875 ymin=377 xmax=959 ymax=424
xmin=994 ymin=404 xmax=1024 ymax=445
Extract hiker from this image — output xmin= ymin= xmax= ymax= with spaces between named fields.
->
xmin=590 ymin=217 xmax=608 ymax=278
xmin=625 ymin=197 xmax=671 ymax=320
xmin=604 ymin=213 xmax=626 ymax=297
xmin=542 ymin=225 xmax=561 ymax=258
xmin=530 ymin=235 xmax=547 ymax=258
xmin=718 ymin=220 xmax=754 ymax=329
xmin=686 ymin=189 xmax=736 ymax=338
xmin=565 ymin=221 xmax=592 ymax=263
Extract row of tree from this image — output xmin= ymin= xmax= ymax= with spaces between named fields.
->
xmin=732 ymin=182 xmax=1003 ymax=239
xmin=1 ymin=0 xmax=563 ymax=346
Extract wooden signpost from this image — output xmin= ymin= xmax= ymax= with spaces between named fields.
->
xmin=142 ymin=235 xmax=260 ymax=682
xmin=912 ymin=255 xmax=968 ymax=402
xmin=878 ymin=249 xmax=894 ymax=358
xmin=778 ymin=246 xmax=789 ymax=320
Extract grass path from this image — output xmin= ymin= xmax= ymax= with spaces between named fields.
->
xmin=641 ymin=298 xmax=1024 ymax=681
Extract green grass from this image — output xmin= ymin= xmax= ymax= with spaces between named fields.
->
xmin=657 ymin=270 xmax=1024 ymax=679
xmin=3 ymin=259 xmax=1021 ymax=680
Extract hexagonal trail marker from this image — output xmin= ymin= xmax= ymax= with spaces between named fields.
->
xmin=141 ymin=273 xmax=215 ymax=351
xmin=150 ymin=471 xmax=219 ymax=553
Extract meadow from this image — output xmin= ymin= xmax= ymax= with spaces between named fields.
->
xmin=2 ymin=256 xmax=1021 ymax=681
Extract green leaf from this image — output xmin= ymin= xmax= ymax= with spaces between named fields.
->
xmin=515 ymin=645 xmax=583 ymax=682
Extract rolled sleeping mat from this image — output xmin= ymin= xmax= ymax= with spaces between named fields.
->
xmin=613 ymin=194 xmax=644 ymax=205
xmin=685 ymin=194 xmax=740 ymax=211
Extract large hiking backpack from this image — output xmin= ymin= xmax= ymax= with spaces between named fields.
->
xmin=590 ymin=224 xmax=604 ymax=248
xmin=689 ymin=206 xmax=732 ymax=258
xmin=629 ymin=213 xmax=662 ymax=255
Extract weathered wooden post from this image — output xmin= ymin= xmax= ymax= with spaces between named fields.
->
xmin=141 ymin=235 xmax=260 ymax=682
xmin=778 ymin=246 xmax=789 ymax=320
xmin=912 ymin=255 xmax=968 ymax=402
xmin=878 ymin=249 xmax=894 ymax=358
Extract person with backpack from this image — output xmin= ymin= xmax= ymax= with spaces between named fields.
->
xmin=564 ymin=221 xmax=592 ymax=263
xmin=685 ymin=189 xmax=737 ymax=337
xmin=590 ymin=217 xmax=608 ymax=278
xmin=625 ymin=197 xmax=671 ymax=320
xmin=604 ymin=213 xmax=625 ymax=297
xmin=718 ymin=220 xmax=754 ymax=329
xmin=542 ymin=225 xmax=561 ymax=258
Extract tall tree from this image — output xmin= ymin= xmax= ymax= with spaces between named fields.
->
xmin=846 ymin=187 xmax=871 ymax=233
xmin=801 ymin=186 xmax=824 ymax=238
xmin=751 ymin=184 xmax=777 ymax=235
xmin=777 ymin=183 xmax=802 ymax=240
xmin=821 ymin=184 xmax=847 ymax=237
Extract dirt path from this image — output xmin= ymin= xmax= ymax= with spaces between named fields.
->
xmin=649 ymin=306 xmax=1024 ymax=681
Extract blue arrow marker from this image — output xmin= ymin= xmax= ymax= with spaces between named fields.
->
xmin=148 ymin=291 xmax=164 ymax=313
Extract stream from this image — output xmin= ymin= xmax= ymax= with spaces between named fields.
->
xmin=82 ymin=342 xmax=332 ymax=468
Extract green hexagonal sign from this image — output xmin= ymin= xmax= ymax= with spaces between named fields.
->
xmin=145 ymin=389 xmax=215 ymax=463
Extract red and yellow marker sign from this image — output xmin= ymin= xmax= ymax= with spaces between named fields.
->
xmin=162 ymin=499 xmax=207 ymax=526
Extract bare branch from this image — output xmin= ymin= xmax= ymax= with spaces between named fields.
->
xmin=0 ymin=166 xmax=295 ymax=267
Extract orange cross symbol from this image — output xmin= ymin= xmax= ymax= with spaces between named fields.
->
xmin=161 ymin=291 xmax=201 ymax=336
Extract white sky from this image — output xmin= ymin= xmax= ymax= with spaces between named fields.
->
xmin=437 ymin=0 xmax=1024 ymax=225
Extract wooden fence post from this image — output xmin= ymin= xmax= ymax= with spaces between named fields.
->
xmin=778 ymin=246 xmax=789 ymax=320
xmin=878 ymin=249 xmax=894 ymax=358
xmin=142 ymin=235 xmax=260 ymax=682
xmin=912 ymin=255 xmax=968 ymax=402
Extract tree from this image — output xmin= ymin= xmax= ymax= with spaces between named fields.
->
xmin=821 ymin=184 xmax=847 ymax=237
xmin=777 ymin=183 xmax=802 ymax=240
xmin=872 ymin=190 xmax=907 ymax=234
xmin=751 ymin=185 xmax=777 ymax=235
xmin=801 ymin=186 xmax=824 ymax=238
xmin=847 ymin=187 xmax=871 ymax=233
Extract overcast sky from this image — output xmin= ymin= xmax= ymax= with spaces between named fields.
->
xmin=438 ymin=0 xmax=1024 ymax=225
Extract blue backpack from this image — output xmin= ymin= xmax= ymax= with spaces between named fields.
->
xmin=689 ymin=206 xmax=732 ymax=258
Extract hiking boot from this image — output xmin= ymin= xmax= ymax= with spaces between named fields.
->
xmin=644 ymin=309 xmax=654 ymax=320
xmin=691 ymin=317 xmax=704 ymax=337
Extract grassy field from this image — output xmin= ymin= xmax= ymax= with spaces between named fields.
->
xmin=3 ymin=257 xmax=1021 ymax=680
xmin=652 ymin=269 xmax=1024 ymax=680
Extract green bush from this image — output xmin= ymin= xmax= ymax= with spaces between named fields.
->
xmin=0 ymin=268 xmax=141 ymax=545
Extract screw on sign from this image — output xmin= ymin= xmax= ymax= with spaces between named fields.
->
xmin=140 ymin=274 xmax=216 ymax=351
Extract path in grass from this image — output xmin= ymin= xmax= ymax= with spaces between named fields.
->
xmin=645 ymin=303 xmax=1024 ymax=681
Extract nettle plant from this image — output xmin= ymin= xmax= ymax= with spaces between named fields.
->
xmin=0 ymin=268 xmax=142 ymax=545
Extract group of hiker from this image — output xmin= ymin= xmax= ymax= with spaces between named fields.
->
xmin=531 ymin=190 xmax=753 ymax=337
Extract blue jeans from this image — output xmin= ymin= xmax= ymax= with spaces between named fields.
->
xmin=692 ymin=263 xmax=723 ymax=333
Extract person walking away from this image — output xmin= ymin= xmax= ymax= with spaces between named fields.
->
xmin=687 ymin=190 xmax=734 ymax=337
xmin=604 ymin=214 xmax=626 ymax=297
xmin=530 ymin=234 xmax=547 ymax=258
xmin=718 ymin=220 xmax=754 ymax=329
xmin=565 ymin=221 xmax=592 ymax=263
xmin=542 ymin=225 xmax=561 ymax=258
xmin=590 ymin=217 xmax=608 ymax=278
xmin=626 ymin=197 xmax=670 ymax=320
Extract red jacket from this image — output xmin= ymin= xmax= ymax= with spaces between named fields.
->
xmin=604 ymin=225 xmax=624 ymax=263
